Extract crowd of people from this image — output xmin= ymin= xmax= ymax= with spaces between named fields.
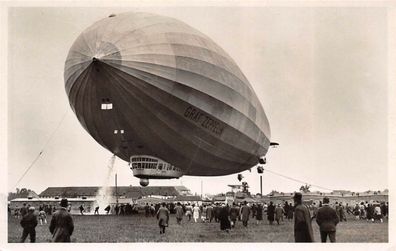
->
xmin=16 ymin=199 xmax=74 ymax=243
xmin=146 ymin=195 xmax=388 ymax=241
xmin=12 ymin=194 xmax=388 ymax=243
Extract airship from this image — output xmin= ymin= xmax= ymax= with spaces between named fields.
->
xmin=64 ymin=12 xmax=271 ymax=186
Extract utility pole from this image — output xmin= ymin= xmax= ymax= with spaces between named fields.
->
xmin=260 ymin=175 xmax=263 ymax=195
xmin=115 ymin=173 xmax=118 ymax=204
xmin=201 ymin=180 xmax=203 ymax=199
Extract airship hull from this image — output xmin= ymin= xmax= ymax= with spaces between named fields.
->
xmin=65 ymin=12 xmax=271 ymax=176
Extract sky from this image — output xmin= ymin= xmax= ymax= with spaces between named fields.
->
xmin=4 ymin=5 xmax=392 ymax=196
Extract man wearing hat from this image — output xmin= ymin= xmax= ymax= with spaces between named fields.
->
xmin=20 ymin=206 xmax=38 ymax=242
xmin=240 ymin=201 xmax=251 ymax=227
xmin=49 ymin=198 xmax=74 ymax=242
xmin=293 ymin=192 xmax=314 ymax=242
xmin=316 ymin=197 xmax=339 ymax=242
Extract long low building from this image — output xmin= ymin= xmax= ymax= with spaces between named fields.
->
xmin=9 ymin=185 xmax=201 ymax=214
xmin=258 ymin=190 xmax=389 ymax=205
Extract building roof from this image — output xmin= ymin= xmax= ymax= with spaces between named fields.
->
xmin=213 ymin=196 xmax=226 ymax=201
xmin=39 ymin=186 xmax=181 ymax=199
xmin=174 ymin=186 xmax=191 ymax=193
xmin=169 ymin=195 xmax=202 ymax=202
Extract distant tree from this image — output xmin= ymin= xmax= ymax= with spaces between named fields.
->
xmin=270 ymin=190 xmax=279 ymax=195
xmin=19 ymin=188 xmax=28 ymax=195
xmin=299 ymin=184 xmax=311 ymax=193
xmin=8 ymin=187 xmax=36 ymax=200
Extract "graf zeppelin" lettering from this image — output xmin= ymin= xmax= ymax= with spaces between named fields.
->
xmin=183 ymin=106 xmax=225 ymax=136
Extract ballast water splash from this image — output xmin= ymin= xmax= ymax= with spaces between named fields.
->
xmin=94 ymin=155 xmax=117 ymax=214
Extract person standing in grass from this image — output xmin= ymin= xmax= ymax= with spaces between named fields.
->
xmin=175 ymin=202 xmax=184 ymax=224
xmin=229 ymin=203 xmax=240 ymax=228
xmin=157 ymin=202 xmax=170 ymax=234
xmin=38 ymin=209 xmax=47 ymax=225
xmin=201 ymin=205 xmax=208 ymax=222
xmin=293 ymin=193 xmax=314 ymax=242
xmin=267 ymin=201 xmax=275 ymax=225
xmin=275 ymin=204 xmax=285 ymax=225
xmin=193 ymin=204 xmax=200 ymax=223
xmin=145 ymin=203 xmax=150 ymax=217
xmin=94 ymin=206 xmax=99 ymax=215
xmin=373 ymin=203 xmax=383 ymax=223
xmin=214 ymin=203 xmax=221 ymax=222
xmin=115 ymin=204 xmax=120 ymax=215
xmin=20 ymin=207 xmax=38 ymax=243
xmin=256 ymin=203 xmax=263 ymax=225
xmin=316 ymin=197 xmax=339 ymax=242
xmin=287 ymin=202 xmax=294 ymax=220
xmin=79 ymin=204 xmax=84 ymax=215
xmin=105 ymin=205 xmax=111 ymax=215
xmin=219 ymin=204 xmax=231 ymax=232
xmin=206 ymin=203 xmax=214 ymax=222
xmin=49 ymin=199 xmax=74 ymax=242
xmin=338 ymin=202 xmax=346 ymax=222
xmin=240 ymin=201 xmax=250 ymax=227
xmin=185 ymin=203 xmax=193 ymax=221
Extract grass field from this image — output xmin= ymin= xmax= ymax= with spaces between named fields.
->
xmin=8 ymin=214 xmax=388 ymax=243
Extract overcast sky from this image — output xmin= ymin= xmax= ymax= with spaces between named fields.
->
xmin=5 ymin=6 xmax=390 ymax=196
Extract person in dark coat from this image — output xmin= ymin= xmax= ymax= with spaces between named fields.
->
xmin=229 ymin=203 xmax=240 ymax=228
xmin=316 ymin=197 xmax=339 ymax=242
xmin=156 ymin=202 xmax=170 ymax=234
xmin=219 ymin=204 xmax=231 ymax=232
xmin=293 ymin=193 xmax=314 ymax=242
xmin=367 ymin=204 xmax=374 ymax=222
xmin=267 ymin=201 xmax=275 ymax=225
xmin=105 ymin=205 xmax=111 ymax=215
xmin=251 ymin=203 xmax=257 ymax=218
xmin=175 ymin=202 xmax=184 ymax=224
xmin=20 ymin=203 xmax=28 ymax=218
xmin=214 ymin=204 xmax=222 ymax=222
xmin=79 ymin=204 xmax=84 ymax=215
xmin=120 ymin=204 xmax=125 ymax=215
xmin=256 ymin=203 xmax=263 ymax=225
xmin=240 ymin=201 xmax=250 ymax=227
xmin=287 ymin=204 xmax=294 ymax=220
xmin=94 ymin=206 xmax=99 ymax=215
xmin=206 ymin=204 xmax=214 ymax=222
xmin=284 ymin=202 xmax=289 ymax=219
xmin=20 ymin=207 xmax=38 ymax=242
xmin=115 ymin=204 xmax=120 ymax=215
xmin=49 ymin=199 xmax=74 ymax=242
xmin=145 ymin=203 xmax=150 ymax=217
